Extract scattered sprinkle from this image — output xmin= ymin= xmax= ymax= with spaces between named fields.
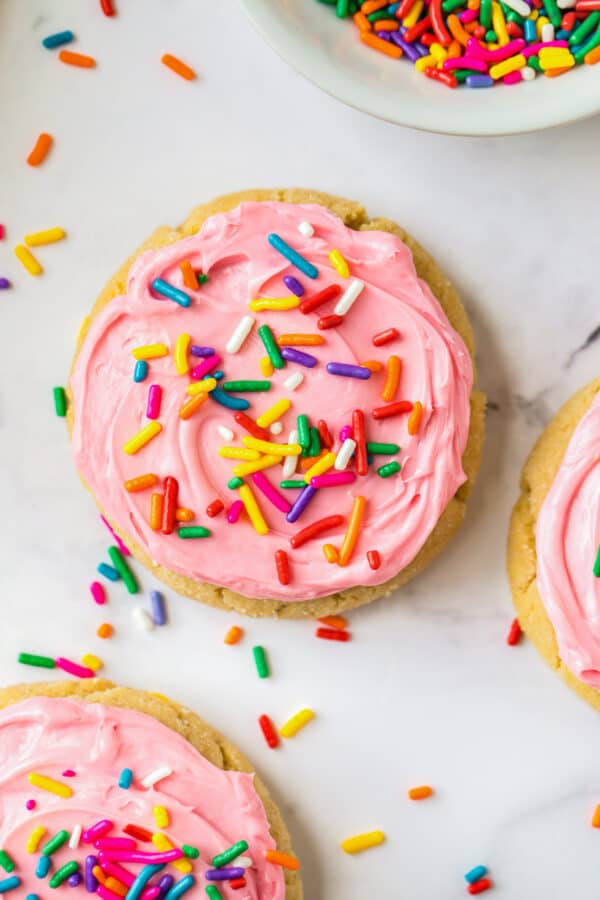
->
xmin=161 ymin=53 xmax=196 ymax=81
xmin=279 ymin=708 xmax=314 ymax=738
xmin=340 ymin=830 xmax=385 ymax=855
xmin=59 ymin=50 xmax=96 ymax=68
xmin=408 ymin=785 xmax=433 ymax=800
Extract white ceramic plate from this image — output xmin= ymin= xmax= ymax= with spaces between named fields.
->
xmin=241 ymin=0 xmax=600 ymax=135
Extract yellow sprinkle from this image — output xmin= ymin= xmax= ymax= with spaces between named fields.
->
xmin=340 ymin=830 xmax=386 ymax=855
xmin=279 ymin=708 xmax=315 ymax=739
xmin=81 ymin=653 xmax=103 ymax=671
xmin=256 ymin=398 xmax=292 ymax=429
xmin=491 ymin=1 xmax=509 ymax=44
xmin=26 ymin=826 xmax=46 ymax=853
xmin=535 ymin=13 xmax=549 ymax=37
xmin=132 ymin=344 xmax=169 ymax=361
xmin=232 ymin=455 xmax=282 ymax=478
xmin=186 ymin=378 xmax=217 ymax=395
xmin=14 ymin=244 xmax=43 ymax=276
xmin=241 ymin=436 xmax=301 ymax=456
xmin=248 ymin=296 xmax=300 ymax=312
xmin=123 ymin=421 xmax=162 ymax=455
xmin=174 ymin=333 xmax=191 ymax=375
xmin=218 ymin=446 xmax=261 ymax=461
xmin=238 ymin=483 xmax=269 ymax=535
xmin=304 ymin=451 xmax=336 ymax=484
xmin=403 ymin=0 xmax=424 ymax=26
xmin=322 ymin=543 xmax=338 ymax=564
xmin=28 ymin=772 xmax=73 ymax=798
xmin=151 ymin=833 xmax=192 ymax=873
xmin=24 ymin=227 xmax=66 ymax=247
xmin=153 ymin=806 xmax=169 ymax=828
xmin=538 ymin=47 xmax=575 ymax=69
xmin=260 ymin=356 xmax=274 ymax=377
xmin=489 ymin=53 xmax=525 ymax=79
xmin=415 ymin=53 xmax=436 ymax=71
xmin=529 ymin=8 xmax=539 ymax=19
xmin=328 ymin=249 xmax=349 ymax=278
xmin=429 ymin=42 xmax=447 ymax=63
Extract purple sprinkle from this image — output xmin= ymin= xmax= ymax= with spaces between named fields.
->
xmin=283 ymin=275 xmax=304 ymax=297
xmin=466 ymin=74 xmax=494 ymax=87
xmin=280 ymin=347 xmax=317 ymax=368
xmin=205 ymin=867 xmax=245 ymax=882
xmin=376 ymin=29 xmax=392 ymax=40
xmin=84 ymin=856 xmax=98 ymax=893
xmin=227 ymin=499 xmax=244 ymax=524
xmin=150 ymin=590 xmax=167 ymax=626
xmin=26 ymin=799 xmax=36 ymax=810
xmin=190 ymin=345 xmax=215 ymax=357
xmin=389 ymin=31 xmax=421 ymax=62
xmin=156 ymin=874 xmax=175 ymax=899
xmin=326 ymin=362 xmax=371 ymax=380
xmin=68 ymin=873 xmax=82 ymax=887
xmin=339 ymin=425 xmax=353 ymax=442
xmin=286 ymin=485 xmax=317 ymax=524
xmin=0 ymin=278 xmax=10 ymax=289
xmin=62 ymin=769 xmax=76 ymax=777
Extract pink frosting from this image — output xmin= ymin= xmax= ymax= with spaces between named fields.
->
xmin=536 ymin=389 xmax=600 ymax=687
xmin=0 ymin=697 xmax=284 ymax=897
xmin=70 ymin=201 xmax=473 ymax=600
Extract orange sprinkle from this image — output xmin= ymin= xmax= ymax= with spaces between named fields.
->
xmin=318 ymin=615 xmax=347 ymax=630
xmin=59 ymin=49 xmax=96 ymax=68
xmin=592 ymin=804 xmax=600 ymax=828
xmin=353 ymin=11 xmax=372 ymax=30
xmin=381 ymin=355 xmax=401 ymax=402
xmin=224 ymin=625 xmax=244 ymax=645
xmin=105 ymin=878 xmax=127 ymax=897
xmin=360 ymin=359 xmax=383 ymax=373
xmin=179 ymin=260 xmax=198 ymax=291
xmin=299 ymin=449 xmax=328 ymax=471
xmin=92 ymin=866 xmax=107 ymax=885
xmin=467 ymin=0 xmax=480 ymax=7
xmin=150 ymin=493 xmax=164 ymax=531
xmin=360 ymin=31 xmax=403 ymax=57
xmin=362 ymin=0 xmax=389 ymax=11
xmin=175 ymin=507 xmax=194 ymax=522
xmin=376 ymin=19 xmax=402 ymax=29
xmin=179 ymin=392 xmax=208 ymax=420
xmin=338 ymin=496 xmax=366 ymax=567
xmin=264 ymin=850 xmax=300 ymax=871
xmin=447 ymin=38 xmax=463 ymax=57
xmin=322 ymin=543 xmax=338 ymax=564
xmin=27 ymin=133 xmax=53 ymax=167
xmin=585 ymin=45 xmax=600 ymax=64
xmin=125 ymin=473 xmax=159 ymax=492
xmin=161 ymin=53 xmax=196 ymax=81
xmin=97 ymin=623 xmax=113 ymax=639
xmin=544 ymin=66 xmax=571 ymax=77
xmin=408 ymin=785 xmax=434 ymax=800
xmin=447 ymin=14 xmax=471 ymax=44
xmin=276 ymin=334 xmax=324 ymax=346
xmin=408 ymin=401 xmax=423 ymax=435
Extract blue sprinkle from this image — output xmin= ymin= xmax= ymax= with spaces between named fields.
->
xmin=209 ymin=387 xmax=249 ymax=411
xmin=151 ymin=278 xmax=191 ymax=308
xmin=555 ymin=28 xmax=570 ymax=38
xmin=466 ymin=74 xmax=494 ymax=88
xmin=524 ymin=18 xmax=537 ymax=40
xmin=27 ymin=895 xmax=40 ymax=900
xmin=118 ymin=767 xmax=133 ymax=789
xmin=0 ymin=879 xmax=20 ymax=895
xmin=267 ymin=233 xmax=318 ymax=279
xmin=36 ymin=857 xmax=51 ymax=879
xmin=127 ymin=864 xmax=165 ymax=900
xmin=97 ymin=562 xmax=121 ymax=582
xmin=465 ymin=865 xmax=488 ymax=884
xmin=150 ymin=590 xmax=167 ymax=625
xmin=163 ymin=875 xmax=195 ymax=900
xmin=42 ymin=30 xmax=74 ymax=49
xmin=388 ymin=0 xmax=401 ymax=9
xmin=133 ymin=359 xmax=148 ymax=382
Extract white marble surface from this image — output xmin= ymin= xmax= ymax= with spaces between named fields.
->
xmin=1 ymin=1 xmax=599 ymax=898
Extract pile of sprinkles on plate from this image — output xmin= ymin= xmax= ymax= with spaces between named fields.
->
xmin=315 ymin=0 xmax=600 ymax=87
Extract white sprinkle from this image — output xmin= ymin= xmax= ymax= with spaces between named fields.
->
xmin=132 ymin=606 xmax=154 ymax=632
xmin=502 ymin=0 xmax=530 ymax=14
xmin=284 ymin=371 xmax=304 ymax=392
xmin=217 ymin=425 xmax=234 ymax=441
xmin=141 ymin=765 xmax=173 ymax=789
xmin=521 ymin=65 xmax=536 ymax=81
xmin=298 ymin=221 xmax=314 ymax=238
xmin=334 ymin=278 xmax=364 ymax=316
xmin=282 ymin=429 xmax=299 ymax=478
xmin=270 ymin=421 xmax=283 ymax=436
xmin=334 ymin=438 xmax=356 ymax=471
xmin=557 ymin=0 xmax=575 ymax=7
xmin=226 ymin=315 xmax=255 ymax=354
xmin=541 ymin=21 xmax=554 ymax=40
xmin=69 ymin=824 xmax=82 ymax=850
xmin=237 ymin=857 xmax=254 ymax=869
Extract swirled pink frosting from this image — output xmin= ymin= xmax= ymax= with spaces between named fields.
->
xmin=536 ymin=389 xmax=600 ymax=687
xmin=70 ymin=201 xmax=473 ymax=600
xmin=0 ymin=697 xmax=284 ymax=897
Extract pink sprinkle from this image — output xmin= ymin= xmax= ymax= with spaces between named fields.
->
xmin=83 ymin=820 xmax=113 ymax=843
xmin=97 ymin=849 xmax=183 ymax=865
xmin=466 ymin=37 xmax=525 ymax=61
xmin=55 ymin=657 xmax=95 ymax=679
xmin=227 ymin=500 xmax=243 ymax=524
xmin=62 ymin=769 xmax=76 ymax=777
xmin=443 ymin=55 xmax=488 ymax=71
xmin=142 ymin=889 xmax=161 ymax=900
xmin=523 ymin=39 xmax=568 ymax=56
xmin=190 ymin=354 xmax=221 ymax=380
xmin=98 ymin=861 xmax=135 ymax=887
xmin=146 ymin=384 xmax=162 ymax=420
xmin=503 ymin=70 xmax=522 ymax=83
xmin=97 ymin=886 xmax=128 ymax=900
xmin=95 ymin=838 xmax=135 ymax=851
xmin=90 ymin=581 xmax=106 ymax=605
xmin=0 ymin=225 xmax=4 ymax=240
xmin=100 ymin=515 xmax=131 ymax=556
xmin=459 ymin=7 xmax=478 ymax=20
xmin=26 ymin=799 xmax=36 ymax=810
xmin=310 ymin=471 xmax=357 ymax=488
xmin=339 ymin=425 xmax=353 ymax=442
xmin=250 ymin=471 xmax=291 ymax=513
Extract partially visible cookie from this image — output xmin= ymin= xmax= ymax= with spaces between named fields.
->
xmin=0 ymin=679 xmax=302 ymax=899
xmin=508 ymin=377 xmax=600 ymax=711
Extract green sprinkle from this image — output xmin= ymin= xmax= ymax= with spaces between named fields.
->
xmin=197 ymin=273 xmax=209 ymax=285
xmin=453 ymin=69 xmax=483 ymax=83
xmin=107 ymin=545 xmax=138 ymax=595
xmin=182 ymin=845 xmax=200 ymax=859
xmin=569 ymin=10 xmax=599 ymax=44
xmin=258 ymin=324 xmax=284 ymax=370
xmin=53 ymin=386 xmax=67 ymax=417
xmin=41 ymin=830 xmax=70 ymax=857
xmin=484 ymin=28 xmax=497 ymax=41
xmin=336 ymin=0 xmax=350 ymax=16
xmin=0 ymin=852 xmax=15 ymax=873
xmin=228 ymin=477 xmax=244 ymax=490
xmin=252 ymin=645 xmax=269 ymax=679
xmin=212 ymin=840 xmax=249 ymax=869
xmin=206 ymin=887 xmax=222 ymax=900
xmin=504 ymin=7 xmax=524 ymax=25
xmin=480 ymin=0 xmax=492 ymax=28
xmin=542 ymin=0 xmax=561 ymax=27
xmin=366 ymin=442 xmax=400 ymax=455
xmin=377 ymin=461 xmax=401 ymax=478
xmin=18 ymin=653 xmax=56 ymax=669
xmin=442 ymin=0 xmax=465 ymax=11
xmin=593 ymin=543 xmax=600 ymax=578
xmin=367 ymin=9 xmax=391 ymax=20
xmin=528 ymin=54 xmax=542 ymax=71
xmin=49 ymin=861 xmax=79 ymax=888
xmin=308 ymin=426 xmax=321 ymax=458
xmin=297 ymin=414 xmax=310 ymax=449
xmin=178 ymin=526 xmax=211 ymax=539
xmin=221 ymin=380 xmax=271 ymax=393
xmin=574 ymin=23 xmax=600 ymax=62
xmin=279 ymin=480 xmax=306 ymax=489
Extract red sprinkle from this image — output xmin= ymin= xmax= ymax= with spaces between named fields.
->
xmin=373 ymin=328 xmax=399 ymax=346
xmin=352 ymin=409 xmax=368 ymax=476
xmin=124 ymin=825 xmax=153 ymax=842
xmin=506 ymin=618 xmax=522 ymax=646
xmin=468 ymin=878 xmax=493 ymax=895
xmin=234 ymin=412 xmax=270 ymax=441
xmin=100 ymin=0 xmax=116 ymax=14
xmin=290 ymin=515 xmax=345 ymax=549
xmin=372 ymin=400 xmax=413 ymax=420
xmin=430 ymin=0 xmax=452 ymax=44
xmin=161 ymin=476 xmax=178 ymax=535
xmin=367 ymin=550 xmax=381 ymax=570
xmin=258 ymin=714 xmax=279 ymax=749
xmin=317 ymin=314 xmax=344 ymax=330
xmin=230 ymin=878 xmax=247 ymax=890
xmin=403 ymin=15 xmax=432 ymax=41
xmin=275 ymin=549 xmax=290 ymax=585
xmin=317 ymin=419 xmax=333 ymax=449
xmin=206 ymin=499 xmax=225 ymax=518
xmin=424 ymin=66 xmax=458 ymax=87
xmin=316 ymin=627 xmax=351 ymax=642
xmin=299 ymin=283 xmax=341 ymax=315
